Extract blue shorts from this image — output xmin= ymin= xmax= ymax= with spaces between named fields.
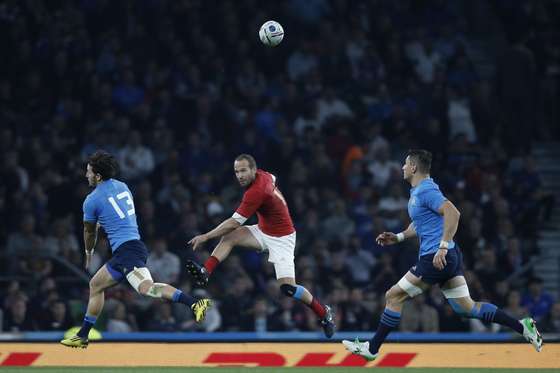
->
xmin=409 ymin=246 xmax=464 ymax=285
xmin=106 ymin=240 xmax=148 ymax=282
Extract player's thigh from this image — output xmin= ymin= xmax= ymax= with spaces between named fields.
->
xmin=226 ymin=226 xmax=263 ymax=250
xmin=391 ymin=271 xmax=430 ymax=301
xmin=90 ymin=264 xmax=119 ymax=292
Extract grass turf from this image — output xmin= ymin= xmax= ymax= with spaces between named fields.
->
xmin=2 ymin=369 xmax=559 ymax=373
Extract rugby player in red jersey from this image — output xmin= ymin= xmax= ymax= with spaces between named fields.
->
xmin=187 ymin=154 xmax=335 ymax=337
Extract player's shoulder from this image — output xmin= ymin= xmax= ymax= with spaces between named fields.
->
xmin=249 ymin=169 xmax=271 ymax=187
xmin=418 ymin=178 xmax=441 ymax=192
xmin=109 ymin=178 xmax=128 ymax=188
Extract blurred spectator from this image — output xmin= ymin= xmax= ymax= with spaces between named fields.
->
xmin=147 ymin=303 xmax=179 ymax=332
xmin=44 ymin=219 xmax=80 ymax=256
xmin=502 ymin=290 xmax=528 ymax=322
xmin=6 ymin=214 xmax=41 ymax=255
xmin=400 ymin=294 xmax=439 ymax=332
xmin=345 ymin=236 xmax=376 ymax=287
xmin=366 ymin=147 xmax=401 ymax=190
xmin=39 ymin=301 xmax=73 ymax=331
xmin=341 ymin=288 xmax=372 ymax=331
xmin=541 ymin=302 xmax=560 ymax=333
xmin=147 ymin=238 xmax=180 ymax=285
xmin=118 ymin=131 xmax=155 ymax=181
xmin=3 ymin=297 xmax=36 ymax=332
xmin=521 ymin=277 xmax=554 ymax=322
xmin=321 ymin=200 xmax=355 ymax=240
xmin=106 ymin=300 xmax=136 ymax=332
xmin=378 ymin=185 xmax=408 ymax=231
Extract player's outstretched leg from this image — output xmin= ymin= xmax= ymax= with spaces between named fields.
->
xmin=278 ymin=281 xmax=335 ymax=338
xmin=187 ymin=227 xmax=260 ymax=286
xmin=447 ymin=297 xmax=543 ymax=352
xmin=131 ymin=268 xmax=213 ymax=323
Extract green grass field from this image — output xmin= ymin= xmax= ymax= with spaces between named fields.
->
xmin=1 ymin=369 xmax=559 ymax=373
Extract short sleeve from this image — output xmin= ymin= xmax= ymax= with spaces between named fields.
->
xmin=420 ymin=188 xmax=447 ymax=213
xmin=235 ymin=188 xmax=264 ymax=219
xmin=83 ymin=195 xmax=98 ymax=222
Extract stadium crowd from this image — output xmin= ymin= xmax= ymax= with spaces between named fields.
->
xmin=0 ymin=0 xmax=559 ymax=333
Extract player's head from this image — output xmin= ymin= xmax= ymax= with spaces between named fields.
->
xmin=403 ymin=149 xmax=432 ymax=182
xmin=234 ymin=154 xmax=257 ymax=187
xmin=86 ymin=150 xmax=118 ymax=186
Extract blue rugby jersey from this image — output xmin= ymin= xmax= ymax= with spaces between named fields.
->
xmin=83 ymin=179 xmax=140 ymax=252
xmin=407 ymin=178 xmax=455 ymax=257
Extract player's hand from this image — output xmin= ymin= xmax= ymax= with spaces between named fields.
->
xmin=84 ymin=250 xmax=93 ymax=270
xmin=188 ymin=234 xmax=208 ymax=251
xmin=376 ymin=232 xmax=398 ymax=246
xmin=433 ymin=248 xmax=448 ymax=270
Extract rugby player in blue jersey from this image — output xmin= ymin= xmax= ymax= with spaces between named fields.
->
xmin=343 ymin=149 xmax=542 ymax=360
xmin=61 ymin=151 xmax=211 ymax=348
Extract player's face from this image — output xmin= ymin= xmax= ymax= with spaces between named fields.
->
xmin=234 ymin=159 xmax=256 ymax=187
xmin=402 ymin=156 xmax=415 ymax=182
xmin=86 ymin=164 xmax=98 ymax=187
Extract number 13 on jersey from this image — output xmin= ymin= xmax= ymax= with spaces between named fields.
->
xmin=108 ymin=191 xmax=135 ymax=219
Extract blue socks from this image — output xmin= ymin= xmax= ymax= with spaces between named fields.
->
xmin=77 ymin=315 xmax=97 ymax=338
xmin=470 ymin=302 xmax=497 ymax=322
xmin=449 ymin=300 xmax=523 ymax=334
xmin=172 ymin=289 xmax=195 ymax=307
xmin=369 ymin=308 xmax=401 ymax=354
xmin=467 ymin=302 xmax=523 ymax=334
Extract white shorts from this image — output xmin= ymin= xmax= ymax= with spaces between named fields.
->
xmin=246 ymin=225 xmax=296 ymax=279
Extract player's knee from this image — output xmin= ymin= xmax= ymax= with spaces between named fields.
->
xmin=137 ymin=280 xmax=154 ymax=296
xmin=385 ymin=287 xmax=401 ymax=305
xmin=219 ymin=234 xmax=236 ymax=248
xmin=280 ymin=284 xmax=305 ymax=300
xmin=89 ymin=279 xmax=103 ymax=294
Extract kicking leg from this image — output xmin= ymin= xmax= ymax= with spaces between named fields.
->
xmin=277 ymin=277 xmax=335 ymax=338
xmin=187 ymin=226 xmax=261 ymax=286
xmin=442 ymin=276 xmax=542 ymax=352
xmin=61 ymin=264 xmax=117 ymax=348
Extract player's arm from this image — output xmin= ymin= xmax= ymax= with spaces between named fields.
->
xmin=82 ymin=195 xmax=99 ymax=269
xmin=376 ymin=223 xmax=416 ymax=246
xmin=83 ymin=221 xmax=99 ymax=252
xmin=438 ymin=200 xmax=460 ymax=245
xmin=189 ymin=189 xmax=262 ymax=250
xmin=433 ymin=200 xmax=461 ymax=270
xmin=204 ymin=218 xmax=241 ymax=241
xmin=188 ymin=217 xmax=241 ymax=251
xmin=83 ymin=221 xmax=99 ymax=270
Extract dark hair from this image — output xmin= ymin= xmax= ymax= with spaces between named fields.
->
xmin=407 ymin=149 xmax=432 ymax=174
xmin=235 ymin=154 xmax=257 ymax=169
xmin=88 ymin=150 xmax=119 ymax=180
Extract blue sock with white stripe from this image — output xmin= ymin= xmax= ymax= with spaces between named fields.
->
xmin=369 ymin=308 xmax=401 ymax=354
xmin=77 ymin=314 xmax=97 ymax=338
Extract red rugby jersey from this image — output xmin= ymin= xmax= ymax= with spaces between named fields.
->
xmin=235 ymin=169 xmax=295 ymax=237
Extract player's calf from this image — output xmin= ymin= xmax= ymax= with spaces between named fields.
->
xmin=279 ymin=283 xmax=335 ymax=338
xmin=445 ymin=294 xmax=524 ymax=336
